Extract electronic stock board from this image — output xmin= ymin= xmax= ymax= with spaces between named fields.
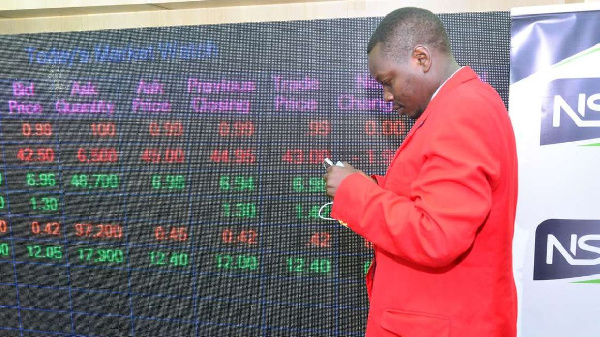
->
xmin=0 ymin=12 xmax=510 ymax=337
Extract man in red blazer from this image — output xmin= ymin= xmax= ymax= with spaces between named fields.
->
xmin=324 ymin=7 xmax=518 ymax=337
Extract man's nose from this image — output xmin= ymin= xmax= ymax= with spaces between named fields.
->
xmin=383 ymin=90 xmax=394 ymax=102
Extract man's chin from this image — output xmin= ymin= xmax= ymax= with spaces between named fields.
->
xmin=402 ymin=109 xmax=423 ymax=120
xmin=399 ymin=110 xmax=416 ymax=119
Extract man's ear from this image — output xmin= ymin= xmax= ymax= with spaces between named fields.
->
xmin=413 ymin=45 xmax=432 ymax=73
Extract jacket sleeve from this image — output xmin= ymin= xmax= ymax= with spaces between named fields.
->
xmin=331 ymin=98 xmax=501 ymax=268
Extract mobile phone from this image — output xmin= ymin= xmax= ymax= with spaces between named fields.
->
xmin=323 ymin=158 xmax=344 ymax=169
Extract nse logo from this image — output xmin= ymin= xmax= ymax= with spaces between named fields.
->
xmin=534 ymin=219 xmax=600 ymax=281
xmin=541 ymin=78 xmax=600 ymax=145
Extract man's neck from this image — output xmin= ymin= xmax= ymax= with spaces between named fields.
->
xmin=431 ymin=60 xmax=461 ymax=100
xmin=438 ymin=60 xmax=461 ymax=88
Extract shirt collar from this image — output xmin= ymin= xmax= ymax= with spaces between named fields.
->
xmin=431 ymin=66 xmax=464 ymax=100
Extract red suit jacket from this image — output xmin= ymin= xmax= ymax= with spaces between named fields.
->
xmin=331 ymin=67 xmax=518 ymax=337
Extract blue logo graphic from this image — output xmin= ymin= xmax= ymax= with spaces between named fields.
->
xmin=534 ymin=219 xmax=600 ymax=280
xmin=541 ymin=78 xmax=600 ymax=145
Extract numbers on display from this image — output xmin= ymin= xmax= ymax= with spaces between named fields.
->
xmin=219 ymin=176 xmax=255 ymax=191
xmin=154 ymin=226 xmax=188 ymax=242
xmin=218 ymin=121 xmax=255 ymax=137
xmin=26 ymin=245 xmax=63 ymax=260
xmin=364 ymin=120 xmax=405 ymax=136
xmin=70 ymin=174 xmax=119 ymax=189
xmin=31 ymin=221 xmax=60 ymax=236
xmin=77 ymin=148 xmax=118 ymax=163
xmin=0 ymin=243 xmax=9 ymax=256
xmin=26 ymin=173 xmax=57 ymax=187
xmin=75 ymin=223 xmax=123 ymax=239
xmin=22 ymin=123 xmax=52 ymax=136
xmin=151 ymin=175 xmax=185 ymax=189
xmin=307 ymin=120 xmax=330 ymax=136
xmin=287 ymin=257 xmax=331 ymax=274
xmin=78 ymin=247 xmax=124 ymax=264
xmin=30 ymin=197 xmax=59 ymax=212
xmin=210 ymin=149 xmax=256 ymax=164
xmin=216 ymin=254 xmax=258 ymax=271
xmin=221 ymin=228 xmax=258 ymax=246
xmin=149 ymin=121 xmax=183 ymax=136
xmin=222 ymin=203 xmax=257 ymax=218
xmin=17 ymin=148 xmax=54 ymax=162
xmin=141 ymin=148 xmax=185 ymax=164
xmin=282 ymin=149 xmax=330 ymax=164
xmin=90 ymin=123 xmax=116 ymax=137
xmin=307 ymin=232 xmax=331 ymax=248
xmin=149 ymin=251 xmax=189 ymax=267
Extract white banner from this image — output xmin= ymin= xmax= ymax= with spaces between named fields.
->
xmin=511 ymin=3 xmax=600 ymax=337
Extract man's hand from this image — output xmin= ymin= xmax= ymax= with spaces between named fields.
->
xmin=323 ymin=162 xmax=371 ymax=199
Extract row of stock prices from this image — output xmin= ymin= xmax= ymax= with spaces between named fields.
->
xmin=0 ymin=13 xmax=510 ymax=337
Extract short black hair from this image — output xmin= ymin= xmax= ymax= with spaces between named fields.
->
xmin=367 ymin=7 xmax=451 ymax=58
